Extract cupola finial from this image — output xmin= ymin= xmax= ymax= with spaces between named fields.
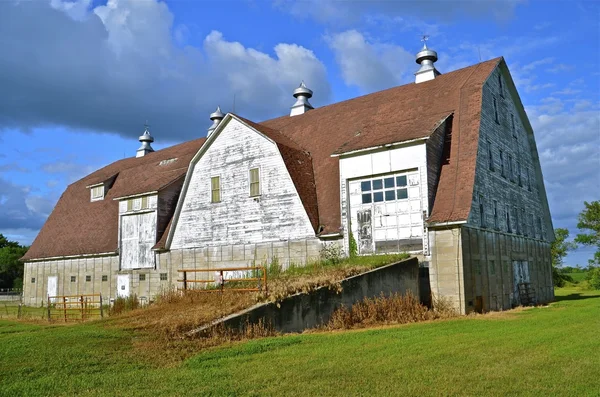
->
xmin=136 ymin=121 xmax=155 ymax=157
xmin=290 ymin=81 xmax=314 ymax=116
xmin=414 ymin=36 xmax=440 ymax=84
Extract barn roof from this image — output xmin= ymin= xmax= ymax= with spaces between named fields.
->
xmin=24 ymin=57 xmax=501 ymax=260
xmin=22 ymin=138 xmax=206 ymax=260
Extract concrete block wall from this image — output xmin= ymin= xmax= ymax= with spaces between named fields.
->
xmin=429 ymin=225 xmax=554 ymax=315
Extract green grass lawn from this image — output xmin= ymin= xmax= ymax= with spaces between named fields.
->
xmin=566 ymin=271 xmax=589 ymax=283
xmin=1 ymin=288 xmax=599 ymax=396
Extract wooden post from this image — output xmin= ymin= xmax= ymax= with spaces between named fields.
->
xmin=263 ymin=266 xmax=268 ymax=294
xmin=47 ymin=296 xmax=51 ymax=321
xmin=100 ymin=294 xmax=104 ymax=318
xmin=63 ymin=296 xmax=67 ymax=322
xmin=18 ymin=303 xmax=23 ymax=320
xmin=183 ymin=271 xmax=187 ymax=291
xmin=80 ymin=295 xmax=84 ymax=321
xmin=220 ymin=270 xmax=224 ymax=293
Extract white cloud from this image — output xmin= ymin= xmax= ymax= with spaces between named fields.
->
xmin=326 ymin=30 xmax=413 ymax=92
xmin=0 ymin=0 xmax=331 ymax=140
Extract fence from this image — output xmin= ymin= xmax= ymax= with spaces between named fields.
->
xmin=47 ymin=294 xmax=104 ymax=322
xmin=178 ymin=266 xmax=267 ymax=293
xmin=0 ymin=288 xmax=22 ymax=302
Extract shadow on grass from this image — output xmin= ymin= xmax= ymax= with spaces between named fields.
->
xmin=554 ymin=293 xmax=600 ymax=302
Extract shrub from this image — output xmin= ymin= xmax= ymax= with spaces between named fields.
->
xmin=109 ymin=295 xmax=139 ymax=316
xmin=320 ymin=242 xmax=344 ymax=265
xmin=587 ymin=267 xmax=600 ymax=290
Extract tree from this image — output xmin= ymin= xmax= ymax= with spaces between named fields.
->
xmin=550 ymin=228 xmax=576 ymax=287
xmin=575 ymin=201 xmax=600 ymax=267
xmin=0 ymin=234 xmax=28 ymax=289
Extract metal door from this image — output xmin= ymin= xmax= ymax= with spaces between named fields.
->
xmin=117 ymin=275 xmax=130 ymax=298
xmin=47 ymin=276 xmax=58 ymax=303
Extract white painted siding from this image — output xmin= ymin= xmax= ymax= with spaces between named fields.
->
xmin=171 ymin=118 xmax=315 ymax=249
xmin=339 ymin=142 xmax=429 ymax=255
xmin=119 ymin=194 xmax=158 ymax=270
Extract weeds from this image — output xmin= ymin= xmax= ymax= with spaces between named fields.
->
xmin=326 ymin=292 xmax=457 ymax=330
xmin=109 ymin=295 xmax=140 ymax=315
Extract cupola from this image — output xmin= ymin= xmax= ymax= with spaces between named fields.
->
xmin=414 ymin=38 xmax=440 ymax=84
xmin=290 ymin=81 xmax=314 ymax=116
xmin=136 ymin=122 xmax=155 ymax=157
xmin=207 ymin=106 xmax=225 ymax=137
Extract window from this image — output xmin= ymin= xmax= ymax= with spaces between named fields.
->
xmin=479 ymin=195 xmax=485 ymax=228
xmin=127 ymin=199 xmax=133 ymax=212
xmin=475 ymin=260 xmax=481 ymax=276
xmin=515 ymin=206 xmax=521 ymax=235
xmin=31 ymin=278 xmax=35 ymax=283
xmin=91 ymin=185 xmax=104 ymax=201
xmin=160 ymin=273 xmax=168 ymax=281
xmin=102 ymin=275 xmax=108 ymax=282
xmin=487 ymin=141 xmax=494 ymax=171
xmin=85 ymin=275 xmax=91 ymax=282
xmin=360 ymin=174 xmax=409 ymax=204
xmin=493 ymin=200 xmax=499 ymax=229
xmin=141 ymin=196 xmax=148 ymax=209
xmin=249 ymin=168 xmax=260 ymax=197
xmin=71 ymin=276 xmax=76 ymax=283
xmin=538 ymin=217 xmax=543 ymax=240
xmin=139 ymin=274 xmax=146 ymax=281
xmin=498 ymin=74 xmax=504 ymax=96
xmin=517 ymin=161 xmax=522 ymax=186
xmin=511 ymin=113 xmax=516 ymax=137
xmin=211 ymin=176 xmax=221 ymax=203
xmin=506 ymin=204 xmax=512 ymax=233
xmin=493 ymin=96 xmax=499 ymax=124
xmin=508 ymin=154 xmax=514 ymax=181
xmin=500 ymin=150 xmax=505 ymax=177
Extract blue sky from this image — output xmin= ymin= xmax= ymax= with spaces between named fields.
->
xmin=0 ymin=0 xmax=598 ymax=266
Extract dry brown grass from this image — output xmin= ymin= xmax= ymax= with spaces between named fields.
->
xmin=325 ymin=292 xmax=457 ymax=330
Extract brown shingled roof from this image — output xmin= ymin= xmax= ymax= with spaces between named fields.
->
xmin=22 ymin=138 xmax=206 ymax=260
xmin=261 ymin=57 xmax=501 ymax=232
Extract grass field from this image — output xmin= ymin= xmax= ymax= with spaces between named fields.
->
xmin=566 ymin=271 xmax=589 ymax=283
xmin=1 ymin=288 xmax=599 ymax=396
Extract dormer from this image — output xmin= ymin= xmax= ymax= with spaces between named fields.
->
xmin=88 ymin=183 xmax=105 ymax=202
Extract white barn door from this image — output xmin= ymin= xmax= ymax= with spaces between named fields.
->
xmin=47 ymin=276 xmax=58 ymax=303
xmin=117 ymin=275 xmax=130 ymax=298
xmin=121 ymin=213 xmax=156 ymax=269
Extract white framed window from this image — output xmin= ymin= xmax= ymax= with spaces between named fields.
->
xmin=360 ymin=173 xmax=409 ymax=204
xmin=91 ymin=185 xmax=104 ymax=201
xmin=249 ymin=168 xmax=260 ymax=197
xmin=211 ymin=176 xmax=221 ymax=203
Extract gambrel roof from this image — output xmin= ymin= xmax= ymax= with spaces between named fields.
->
xmin=24 ymin=57 xmax=503 ymax=260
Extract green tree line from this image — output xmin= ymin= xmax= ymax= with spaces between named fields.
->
xmin=0 ymin=234 xmax=28 ymax=289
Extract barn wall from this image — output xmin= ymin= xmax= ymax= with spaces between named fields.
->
xmin=339 ymin=142 xmax=429 ymax=256
xmin=171 ymin=118 xmax=315 ymax=249
xmin=428 ymin=226 xmax=553 ymax=315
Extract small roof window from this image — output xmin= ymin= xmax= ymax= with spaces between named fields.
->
xmin=90 ymin=184 xmax=104 ymax=202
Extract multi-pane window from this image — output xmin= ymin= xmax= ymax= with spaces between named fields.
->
xmin=141 ymin=196 xmax=148 ymax=209
xmin=500 ymin=150 xmax=505 ymax=177
xmin=102 ymin=275 xmax=108 ymax=282
xmin=506 ymin=204 xmax=512 ymax=233
xmin=211 ymin=176 xmax=221 ymax=203
xmin=493 ymin=96 xmax=499 ymax=124
xmin=487 ymin=141 xmax=494 ymax=171
xmin=160 ymin=273 xmax=168 ymax=281
xmin=139 ymin=274 xmax=146 ymax=281
xmin=361 ymin=175 xmax=408 ymax=204
xmin=31 ymin=278 xmax=36 ymax=283
xmin=249 ymin=168 xmax=260 ymax=197
xmin=493 ymin=200 xmax=499 ymax=229
xmin=127 ymin=199 xmax=133 ymax=212
xmin=91 ymin=185 xmax=104 ymax=201
xmin=479 ymin=195 xmax=485 ymax=228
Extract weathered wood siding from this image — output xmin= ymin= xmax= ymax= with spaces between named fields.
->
xmin=171 ymin=118 xmax=315 ymax=249
xmin=118 ymin=195 xmax=158 ymax=269
xmin=157 ymin=178 xmax=184 ymax=244
xmin=425 ymin=118 xmax=448 ymax=213
xmin=339 ymin=142 xmax=429 ymax=255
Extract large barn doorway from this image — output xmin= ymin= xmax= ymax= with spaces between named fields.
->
xmin=120 ymin=212 xmax=156 ymax=269
xmin=348 ymin=170 xmax=424 ymax=254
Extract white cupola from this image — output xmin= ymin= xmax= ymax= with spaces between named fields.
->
xmin=290 ymin=81 xmax=314 ymax=116
xmin=414 ymin=38 xmax=440 ymax=84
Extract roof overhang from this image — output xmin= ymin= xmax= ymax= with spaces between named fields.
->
xmin=113 ymin=191 xmax=158 ymax=201
xmin=331 ymin=136 xmax=429 ymax=158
